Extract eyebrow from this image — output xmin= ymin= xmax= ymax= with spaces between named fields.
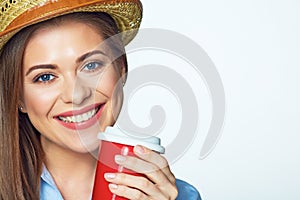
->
xmin=25 ymin=64 xmax=57 ymax=76
xmin=25 ymin=50 xmax=107 ymax=76
xmin=76 ymin=50 xmax=107 ymax=63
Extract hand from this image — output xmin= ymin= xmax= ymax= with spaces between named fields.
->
xmin=104 ymin=145 xmax=178 ymax=200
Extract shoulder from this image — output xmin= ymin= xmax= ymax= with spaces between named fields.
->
xmin=175 ymin=179 xmax=202 ymax=200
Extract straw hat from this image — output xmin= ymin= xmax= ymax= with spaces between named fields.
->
xmin=0 ymin=0 xmax=143 ymax=51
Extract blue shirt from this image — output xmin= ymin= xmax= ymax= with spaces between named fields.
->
xmin=40 ymin=166 xmax=201 ymax=200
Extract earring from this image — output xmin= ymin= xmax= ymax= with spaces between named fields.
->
xmin=19 ymin=105 xmax=23 ymax=111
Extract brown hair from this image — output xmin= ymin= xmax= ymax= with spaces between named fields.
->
xmin=0 ymin=12 xmax=127 ymax=200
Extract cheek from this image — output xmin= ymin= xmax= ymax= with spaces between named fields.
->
xmin=96 ymin=66 xmax=123 ymax=97
xmin=23 ymin=86 xmax=59 ymax=116
xmin=97 ymin=66 xmax=124 ymax=119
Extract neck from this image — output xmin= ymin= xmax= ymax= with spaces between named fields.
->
xmin=41 ymin=136 xmax=98 ymax=199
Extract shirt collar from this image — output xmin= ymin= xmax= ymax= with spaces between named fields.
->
xmin=41 ymin=165 xmax=57 ymax=188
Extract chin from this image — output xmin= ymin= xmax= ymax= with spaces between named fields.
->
xmin=69 ymin=141 xmax=100 ymax=156
xmin=75 ymin=134 xmax=100 ymax=153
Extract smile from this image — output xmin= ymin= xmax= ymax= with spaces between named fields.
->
xmin=54 ymin=103 xmax=105 ymax=130
xmin=58 ymin=107 xmax=99 ymax=123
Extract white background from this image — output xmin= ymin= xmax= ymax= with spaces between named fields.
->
xmin=123 ymin=0 xmax=300 ymax=199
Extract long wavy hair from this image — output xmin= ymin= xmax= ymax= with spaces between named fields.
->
xmin=0 ymin=12 xmax=127 ymax=200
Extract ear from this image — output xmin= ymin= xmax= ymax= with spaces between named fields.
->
xmin=18 ymin=101 xmax=27 ymax=113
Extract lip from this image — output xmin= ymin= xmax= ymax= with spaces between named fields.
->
xmin=55 ymin=103 xmax=102 ymax=117
xmin=54 ymin=103 xmax=105 ymax=130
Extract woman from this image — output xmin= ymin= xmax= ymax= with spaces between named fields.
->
xmin=0 ymin=0 xmax=201 ymax=199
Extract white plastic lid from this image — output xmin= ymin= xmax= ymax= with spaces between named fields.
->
xmin=98 ymin=126 xmax=165 ymax=154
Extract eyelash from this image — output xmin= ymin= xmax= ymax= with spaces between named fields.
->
xmin=82 ymin=61 xmax=105 ymax=73
xmin=32 ymin=61 xmax=106 ymax=83
xmin=33 ymin=73 xmax=56 ymax=83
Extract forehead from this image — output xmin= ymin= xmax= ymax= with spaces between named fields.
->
xmin=29 ymin=20 xmax=104 ymax=45
xmin=23 ymin=21 xmax=106 ymax=63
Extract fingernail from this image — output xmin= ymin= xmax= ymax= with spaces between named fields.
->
xmin=135 ymin=145 xmax=145 ymax=154
xmin=115 ymin=155 xmax=126 ymax=163
xmin=109 ymin=183 xmax=118 ymax=190
xmin=104 ymin=173 xmax=116 ymax=179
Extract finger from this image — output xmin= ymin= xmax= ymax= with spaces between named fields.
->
xmin=134 ymin=145 xmax=176 ymax=183
xmin=108 ymin=183 xmax=148 ymax=200
xmin=104 ymin=172 xmax=166 ymax=198
xmin=111 ymin=153 xmax=179 ymax=199
xmin=114 ymin=154 xmax=177 ymax=197
xmin=115 ymin=154 xmax=166 ymax=183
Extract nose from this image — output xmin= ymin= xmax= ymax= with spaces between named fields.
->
xmin=60 ymin=74 xmax=92 ymax=105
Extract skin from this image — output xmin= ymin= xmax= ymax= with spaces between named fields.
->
xmin=20 ymin=21 xmax=178 ymax=199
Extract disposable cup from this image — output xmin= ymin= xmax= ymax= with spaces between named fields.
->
xmin=92 ymin=126 xmax=165 ymax=200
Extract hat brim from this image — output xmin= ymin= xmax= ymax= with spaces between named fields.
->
xmin=0 ymin=0 xmax=142 ymax=50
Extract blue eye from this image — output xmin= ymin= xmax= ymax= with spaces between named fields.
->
xmin=35 ymin=74 xmax=55 ymax=83
xmin=83 ymin=61 xmax=104 ymax=72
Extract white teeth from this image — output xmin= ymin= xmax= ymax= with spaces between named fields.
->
xmin=58 ymin=107 xmax=98 ymax=123
xmin=82 ymin=113 xmax=88 ymax=121
xmin=76 ymin=115 xmax=82 ymax=122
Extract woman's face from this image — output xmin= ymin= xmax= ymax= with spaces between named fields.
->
xmin=21 ymin=21 xmax=124 ymax=153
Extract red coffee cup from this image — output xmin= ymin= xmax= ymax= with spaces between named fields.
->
xmin=92 ymin=126 xmax=165 ymax=200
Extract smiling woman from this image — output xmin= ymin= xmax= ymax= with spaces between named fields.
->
xmin=0 ymin=0 xmax=200 ymax=200
xmin=21 ymin=15 xmax=125 ymax=151
xmin=1 ymin=11 xmax=127 ymax=199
